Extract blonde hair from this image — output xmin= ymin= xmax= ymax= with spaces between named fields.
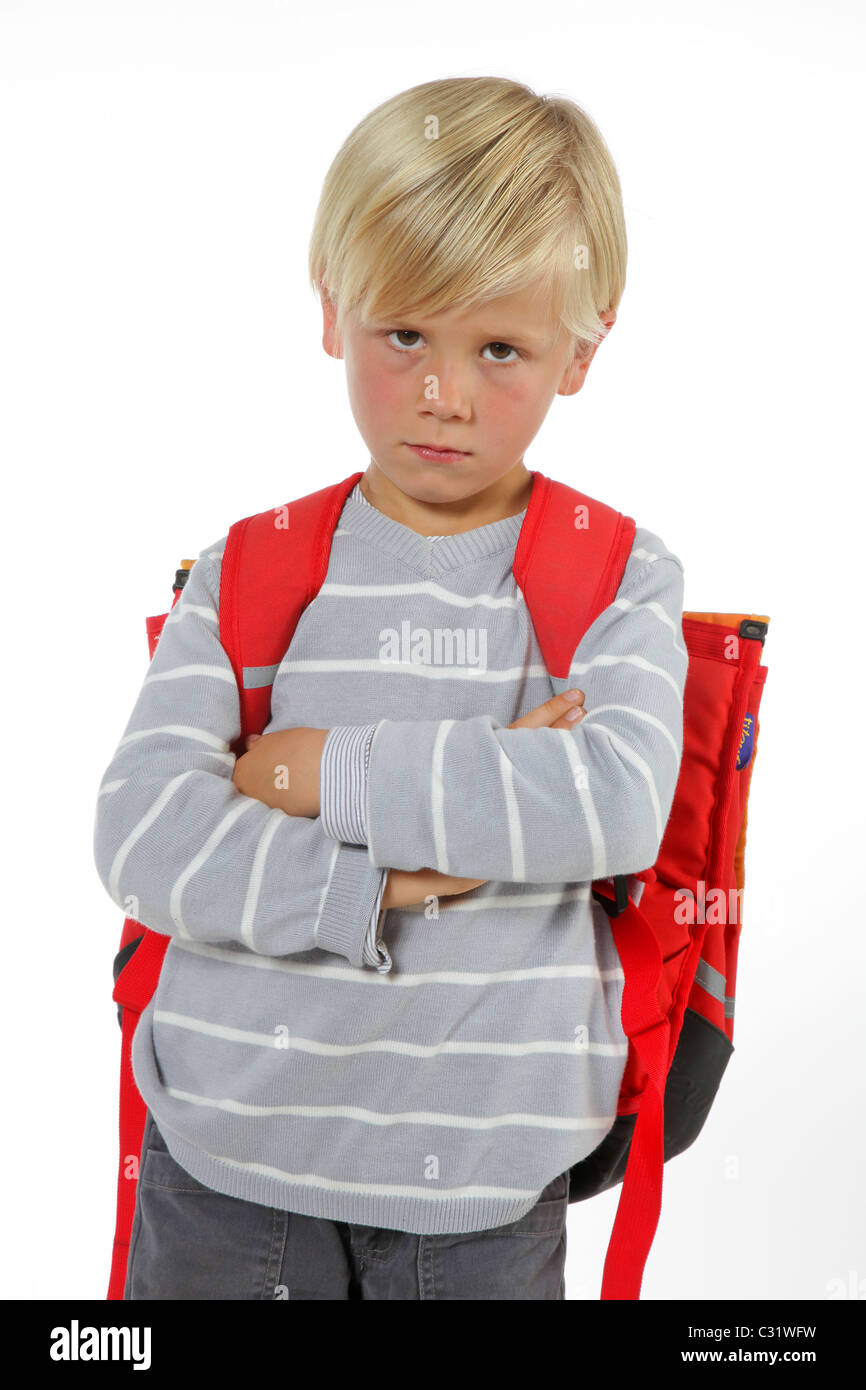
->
xmin=308 ymin=76 xmax=627 ymax=360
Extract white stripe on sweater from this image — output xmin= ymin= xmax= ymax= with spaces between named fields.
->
xmin=109 ymin=770 xmax=196 ymax=901
xmin=154 ymin=1009 xmax=629 ymax=1057
xmin=170 ymin=936 xmax=626 ymax=986
xmin=144 ymin=664 xmax=237 ymax=686
xmin=240 ymin=808 xmax=285 ymax=951
xmin=170 ymin=797 xmax=257 ymax=938
xmin=164 ymin=1085 xmax=616 ymax=1131
xmin=317 ymin=580 xmax=522 ymax=608
xmin=497 ymin=747 xmax=525 ymax=880
xmin=117 ymin=724 xmax=232 ymax=753
xmin=163 ymin=603 xmax=218 ymax=626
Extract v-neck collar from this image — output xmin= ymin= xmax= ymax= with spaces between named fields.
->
xmin=338 ymin=483 xmax=527 ymax=576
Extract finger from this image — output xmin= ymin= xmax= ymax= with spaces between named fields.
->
xmin=548 ymin=706 xmax=588 ymax=730
xmin=245 ymin=733 xmax=263 ymax=747
xmin=508 ymin=690 xmax=584 ymax=730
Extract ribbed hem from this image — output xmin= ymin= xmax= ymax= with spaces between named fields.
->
xmin=165 ymin=1144 xmax=547 ymax=1233
xmin=138 ymin=1123 xmax=557 ymax=1236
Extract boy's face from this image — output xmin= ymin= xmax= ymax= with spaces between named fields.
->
xmin=320 ymin=280 xmax=614 ymax=523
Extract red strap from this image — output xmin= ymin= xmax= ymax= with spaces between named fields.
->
xmin=602 ymin=897 xmax=669 ymax=1299
xmin=220 ymin=473 xmax=363 ymax=745
xmin=107 ymin=1003 xmax=146 ymax=1300
xmin=108 ymin=929 xmax=170 ymax=1300
xmin=516 ymin=473 xmax=669 ymax=1299
xmin=514 ymin=472 xmax=635 ymax=677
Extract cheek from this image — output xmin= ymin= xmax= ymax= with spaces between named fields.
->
xmin=348 ymin=354 xmax=405 ymax=425
xmin=482 ymin=378 xmax=545 ymax=443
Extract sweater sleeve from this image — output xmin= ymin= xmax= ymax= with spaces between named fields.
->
xmin=92 ymin=537 xmax=391 ymax=968
xmin=351 ymin=550 xmax=687 ymax=883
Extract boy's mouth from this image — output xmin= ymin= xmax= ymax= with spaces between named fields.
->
xmin=406 ymin=442 xmax=470 ymax=462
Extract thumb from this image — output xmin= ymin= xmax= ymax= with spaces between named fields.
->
xmin=245 ymin=733 xmax=263 ymax=747
xmin=508 ymin=690 xmax=585 ymax=730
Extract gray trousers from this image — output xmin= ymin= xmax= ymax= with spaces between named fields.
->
xmin=124 ymin=1109 xmax=570 ymax=1300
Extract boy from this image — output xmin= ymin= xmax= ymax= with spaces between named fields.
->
xmin=94 ymin=75 xmax=687 ymax=1300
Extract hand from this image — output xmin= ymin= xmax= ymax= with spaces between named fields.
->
xmin=380 ymin=688 xmax=588 ymax=908
xmin=381 ymin=866 xmax=491 ymax=910
xmin=508 ymin=687 xmax=587 ymax=731
xmin=232 ymin=727 xmax=328 ymax=817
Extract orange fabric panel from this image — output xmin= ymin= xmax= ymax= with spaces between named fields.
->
xmin=684 ymin=611 xmax=770 ymax=629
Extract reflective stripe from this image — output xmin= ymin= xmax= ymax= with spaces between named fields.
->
xmin=695 ymin=956 xmax=724 ymax=1001
xmin=695 ymin=956 xmax=735 ymax=1018
xmin=242 ymin=665 xmax=279 ymax=690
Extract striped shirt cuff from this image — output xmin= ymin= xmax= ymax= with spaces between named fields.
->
xmin=362 ymin=869 xmax=391 ymax=973
xmin=320 ymin=723 xmax=379 ymax=844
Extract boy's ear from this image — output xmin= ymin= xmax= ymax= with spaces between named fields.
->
xmin=557 ymin=308 xmax=616 ymax=397
xmin=319 ymin=281 xmax=343 ymax=360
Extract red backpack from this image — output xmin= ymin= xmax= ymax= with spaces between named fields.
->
xmin=108 ymin=468 xmax=769 ymax=1301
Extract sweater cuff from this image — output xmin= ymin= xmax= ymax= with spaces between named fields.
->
xmin=316 ymin=842 xmax=392 ymax=972
xmin=320 ymin=723 xmax=378 ymax=844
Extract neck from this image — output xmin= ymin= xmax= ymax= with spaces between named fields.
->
xmin=358 ymin=462 xmax=534 ymax=536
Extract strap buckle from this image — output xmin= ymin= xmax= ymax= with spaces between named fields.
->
xmin=592 ymin=874 xmax=630 ymax=918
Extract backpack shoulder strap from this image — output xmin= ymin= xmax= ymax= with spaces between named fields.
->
xmin=514 ymin=471 xmax=636 ymax=681
xmin=219 ymin=471 xmax=364 ymax=753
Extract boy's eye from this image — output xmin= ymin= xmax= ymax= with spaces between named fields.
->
xmin=384 ymin=329 xmax=521 ymax=365
xmin=483 ymin=342 xmax=520 ymax=364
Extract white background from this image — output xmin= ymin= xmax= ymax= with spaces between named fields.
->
xmin=1 ymin=0 xmax=863 ymax=1302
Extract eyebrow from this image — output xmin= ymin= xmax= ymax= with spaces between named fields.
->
xmin=484 ymin=329 xmax=550 ymax=347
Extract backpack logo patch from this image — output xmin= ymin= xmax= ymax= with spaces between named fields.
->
xmin=736 ymin=713 xmax=755 ymax=769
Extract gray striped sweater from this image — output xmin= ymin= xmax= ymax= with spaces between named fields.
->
xmin=93 ymin=477 xmax=687 ymax=1234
